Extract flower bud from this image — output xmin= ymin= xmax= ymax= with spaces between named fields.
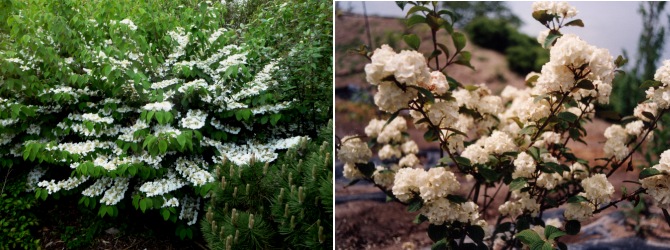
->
xmin=232 ymin=186 xmax=238 ymax=198
xmin=245 ymin=183 xmax=250 ymax=195
xmin=298 ymin=186 xmax=304 ymax=204
xmin=231 ymin=208 xmax=238 ymax=226
xmin=211 ymin=220 xmax=218 ymax=232
xmin=221 ymin=176 xmax=226 ymax=190
xmin=288 ymin=172 xmax=293 ymax=186
xmin=234 ymin=229 xmax=239 ymax=244
xmin=225 ymin=235 xmax=232 ymax=250
xmin=318 ymin=226 xmax=324 ymax=243
xmin=221 ymin=156 xmax=228 ymax=166
xmin=219 ymin=227 xmax=225 ymax=240
xmin=284 ymin=203 xmax=289 ymax=217
xmin=278 ymin=188 xmax=285 ymax=202
xmin=248 ymin=214 xmax=254 ymax=229
xmin=290 ymin=215 xmax=295 ymax=229
xmin=263 ymin=162 xmax=269 ymax=175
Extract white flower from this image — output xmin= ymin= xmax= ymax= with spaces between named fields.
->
xmin=634 ymin=102 xmax=658 ymax=122
xmin=401 ymin=140 xmax=419 ymax=155
xmin=143 ymin=101 xmax=173 ymax=111
xmin=581 ymin=174 xmax=614 ymax=204
xmin=174 ymin=157 xmax=214 ymax=186
xmin=374 ymin=81 xmax=417 ymax=113
xmin=513 ymin=152 xmax=536 ymax=179
xmin=372 ymin=166 xmax=395 ymax=189
xmin=392 ymin=168 xmax=426 ymax=202
xmin=82 ymin=177 xmax=114 ymax=197
xmin=179 ymin=196 xmax=200 ymax=225
xmin=118 ymin=19 xmax=137 ymax=31
xmin=100 ymin=177 xmax=129 ymax=205
xmin=399 ymin=154 xmax=420 ymax=168
xmin=378 ymin=144 xmax=401 ymax=160
xmin=38 ymin=175 xmax=90 ymax=194
xmin=139 ymin=170 xmax=187 ymax=197
xmin=151 ymin=79 xmax=180 ymax=89
xmin=179 ymin=109 xmax=208 ymax=130
xmin=564 ymin=198 xmax=595 ymax=221
xmin=532 ymin=1 xmax=578 ymax=18
xmin=343 ymin=162 xmax=365 ymax=180
xmin=625 ymin=121 xmax=644 ymax=136
xmin=338 ymin=136 xmax=372 ymax=164
xmin=25 ymin=167 xmax=47 ymax=192
xmin=654 ymin=60 xmax=670 ymax=85
xmin=641 ymin=174 xmax=670 ymax=209
xmin=419 ymin=167 xmax=460 ymax=202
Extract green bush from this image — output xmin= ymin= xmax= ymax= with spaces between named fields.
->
xmin=201 ymin=120 xmax=333 ymax=250
xmin=464 ymin=17 xmax=548 ymax=75
xmin=0 ymin=171 xmax=40 ymax=250
xmin=0 ymin=0 xmax=330 ymax=239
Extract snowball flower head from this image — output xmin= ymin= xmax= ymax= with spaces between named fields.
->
xmin=581 ymin=174 xmax=614 ymax=204
xmin=338 ymin=136 xmax=372 ymax=164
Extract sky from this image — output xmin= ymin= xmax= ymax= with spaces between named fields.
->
xmin=338 ymin=1 xmax=670 ymax=68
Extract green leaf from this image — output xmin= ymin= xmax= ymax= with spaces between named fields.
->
xmin=557 ymin=112 xmax=579 ymax=123
xmin=155 ymin=111 xmax=165 ymax=124
xmin=509 ymin=178 xmax=527 ymax=191
xmin=575 ymin=79 xmax=594 ymax=90
xmin=639 ymin=168 xmax=662 ymax=179
xmin=395 ymin=1 xmax=408 ymax=10
xmin=161 ymin=209 xmax=170 ymax=221
xmin=177 ymin=134 xmax=186 ymax=149
xmin=409 ymin=85 xmax=435 ymax=103
xmin=614 ymin=55 xmax=627 ymax=68
xmin=642 ymin=111 xmax=655 ymax=121
xmin=565 ymin=220 xmax=581 ymax=235
xmin=466 ymin=225 xmax=485 ymax=243
xmin=355 ymin=162 xmax=376 ymax=178
xmin=159 ymin=140 xmax=168 ymax=154
xmin=428 ymin=224 xmax=447 ymax=242
xmin=403 ymin=34 xmax=421 ymax=50
xmin=452 ymin=32 xmax=466 ymax=52
xmin=545 ymin=225 xmax=566 ymax=240
xmin=424 ymin=129 xmax=439 ymax=142
xmin=454 ymin=156 xmax=471 ymax=167
xmin=270 ymin=113 xmax=281 ymax=126
xmin=406 ymin=5 xmax=431 ymax=17
xmin=384 ymin=108 xmax=404 ymax=127
xmin=567 ymin=195 xmax=588 ymax=204
xmin=140 ymin=199 xmax=147 ymax=213
xmin=446 ymin=194 xmax=467 ymax=204
xmin=515 ymin=229 xmax=542 ymax=245
xmin=406 ymin=15 xmax=426 ymax=27
xmin=564 ymin=19 xmax=584 ymax=27
xmin=640 ymin=80 xmax=663 ymax=89
xmin=431 ymin=239 xmax=448 ymax=250
xmin=532 ymin=10 xmax=554 ymax=25
xmin=407 ymin=198 xmax=423 ymax=212
xmin=544 ymin=30 xmax=561 ymax=48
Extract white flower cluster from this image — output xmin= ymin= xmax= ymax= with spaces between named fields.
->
xmin=564 ymin=198 xmax=595 ymax=221
xmin=117 ymin=19 xmax=138 ymax=31
xmin=204 ymin=136 xmax=307 ymax=166
xmin=364 ymin=45 xmax=433 ymax=112
xmin=641 ymin=149 xmax=670 ymax=209
xmin=461 ymin=131 xmax=517 ymax=164
xmin=512 ymin=152 xmax=536 ymax=179
xmin=230 ymin=60 xmax=278 ymax=101
xmin=37 ymin=175 xmax=90 ymax=194
xmin=581 ymin=174 xmax=614 ymax=204
xmin=82 ymin=113 xmax=114 ymax=124
xmin=535 ymin=34 xmax=614 ymax=100
xmin=179 ymin=109 xmax=207 ymax=129
xmin=210 ymin=117 xmax=240 ymax=134
xmin=139 ymin=170 xmax=186 ymax=197
xmin=498 ymin=191 xmax=541 ymax=218
xmin=603 ymin=124 xmax=632 ymax=161
xmin=151 ymin=79 xmax=180 ymax=89
xmin=100 ymin=177 xmax=129 ymax=205
xmin=179 ymin=195 xmax=200 ymax=225
xmin=531 ymin=1 xmax=578 ymax=18
xmin=420 ymin=198 xmax=483 ymax=225
xmin=250 ymin=101 xmax=292 ymax=115
xmin=337 ymin=135 xmax=372 ymax=180
xmin=644 ymin=60 xmax=670 ymax=109
xmin=143 ymin=101 xmax=173 ymax=111
xmin=392 ymin=167 xmax=460 ymax=203
xmin=82 ymin=177 xmax=113 ymax=197
xmin=46 ymin=140 xmax=116 ymax=156
xmin=162 ymin=197 xmax=180 ymax=208
xmin=25 ymin=167 xmax=47 ymax=192
xmin=174 ymin=157 xmax=214 ymax=186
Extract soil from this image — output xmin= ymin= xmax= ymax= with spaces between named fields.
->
xmin=334 ymin=12 xmax=670 ymax=250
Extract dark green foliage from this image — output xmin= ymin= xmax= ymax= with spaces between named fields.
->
xmin=0 ymin=172 xmax=40 ymax=250
xmin=244 ymin=0 xmax=333 ymax=138
xmin=464 ymin=17 xmax=548 ymax=75
xmin=202 ymin=121 xmax=333 ymax=249
xmin=441 ymin=1 xmax=522 ymax=28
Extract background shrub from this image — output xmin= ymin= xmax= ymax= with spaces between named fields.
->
xmin=0 ymin=0 xmax=332 ymax=240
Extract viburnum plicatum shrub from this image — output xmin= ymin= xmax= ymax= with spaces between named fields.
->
xmin=0 ymin=0 xmax=313 ymax=237
xmin=337 ymin=2 xmax=670 ymax=249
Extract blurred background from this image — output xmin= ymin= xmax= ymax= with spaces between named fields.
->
xmin=334 ymin=1 xmax=670 ymax=249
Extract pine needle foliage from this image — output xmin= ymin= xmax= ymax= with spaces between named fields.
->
xmin=202 ymin=120 xmax=333 ymax=250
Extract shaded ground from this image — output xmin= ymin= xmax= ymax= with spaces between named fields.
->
xmin=36 ymin=195 xmax=204 ymax=250
xmin=334 ymin=12 xmax=670 ymax=250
